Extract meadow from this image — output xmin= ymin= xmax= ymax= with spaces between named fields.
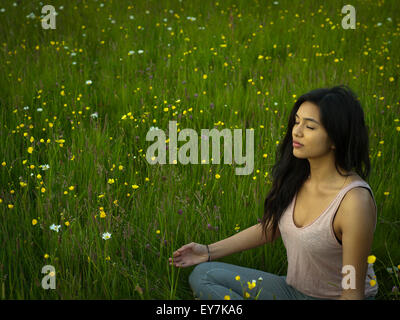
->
xmin=0 ymin=0 xmax=399 ymax=300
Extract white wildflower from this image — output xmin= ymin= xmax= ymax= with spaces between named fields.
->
xmin=102 ymin=232 xmax=112 ymax=240
xmin=40 ymin=164 xmax=50 ymax=170
xmin=50 ymin=224 xmax=61 ymax=232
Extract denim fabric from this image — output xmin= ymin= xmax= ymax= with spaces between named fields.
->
xmin=188 ymin=262 xmax=375 ymax=300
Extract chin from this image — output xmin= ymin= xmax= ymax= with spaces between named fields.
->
xmin=293 ymin=149 xmax=307 ymax=159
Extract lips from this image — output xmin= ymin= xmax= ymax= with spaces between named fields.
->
xmin=293 ymin=140 xmax=303 ymax=146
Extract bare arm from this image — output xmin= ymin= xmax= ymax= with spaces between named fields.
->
xmin=208 ymin=222 xmax=280 ymax=261
xmin=338 ymin=188 xmax=376 ymax=300
xmin=169 ymin=221 xmax=280 ymax=268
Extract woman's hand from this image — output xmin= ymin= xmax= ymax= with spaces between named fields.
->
xmin=169 ymin=242 xmax=209 ymax=268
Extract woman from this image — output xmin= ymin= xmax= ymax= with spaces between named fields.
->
xmin=168 ymin=85 xmax=378 ymax=300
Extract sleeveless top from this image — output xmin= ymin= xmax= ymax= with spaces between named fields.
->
xmin=278 ymin=180 xmax=378 ymax=299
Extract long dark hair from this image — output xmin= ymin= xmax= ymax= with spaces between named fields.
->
xmin=261 ymin=85 xmax=371 ymax=239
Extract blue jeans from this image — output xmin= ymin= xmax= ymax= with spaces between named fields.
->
xmin=188 ymin=262 xmax=375 ymax=300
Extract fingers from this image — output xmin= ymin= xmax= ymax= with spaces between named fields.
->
xmin=169 ymin=242 xmax=196 ymax=267
xmin=176 ymin=242 xmax=194 ymax=254
xmin=169 ymin=257 xmax=181 ymax=264
xmin=172 ymin=251 xmax=181 ymax=257
xmin=169 ymin=260 xmax=183 ymax=267
xmin=170 ymin=242 xmax=193 ymax=258
xmin=169 ymin=256 xmax=183 ymax=264
xmin=169 ymin=256 xmax=190 ymax=268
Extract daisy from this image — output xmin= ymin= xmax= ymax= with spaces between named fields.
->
xmin=40 ymin=164 xmax=50 ymax=170
xmin=85 ymin=80 xmax=92 ymax=85
xmin=49 ymin=224 xmax=61 ymax=232
xmin=102 ymin=232 xmax=112 ymax=240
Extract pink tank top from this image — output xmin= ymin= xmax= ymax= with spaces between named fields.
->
xmin=278 ymin=180 xmax=378 ymax=299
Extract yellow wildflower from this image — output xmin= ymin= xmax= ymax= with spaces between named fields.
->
xmin=367 ymin=255 xmax=376 ymax=264
xmin=369 ymin=279 xmax=376 ymax=287
xmin=247 ymin=280 xmax=256 ymax=290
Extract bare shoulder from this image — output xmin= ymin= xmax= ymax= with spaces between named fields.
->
xmin=338 ymin=185 xmax=377 ymax=229
xmin=343 ymin=185 xmax=375 ymax=209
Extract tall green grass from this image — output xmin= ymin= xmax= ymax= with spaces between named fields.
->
xmin=0 ymin=0 xmax=399 ymax=299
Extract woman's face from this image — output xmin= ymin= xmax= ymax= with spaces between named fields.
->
xmin=292 ymin=101 xmax=334 ymax=159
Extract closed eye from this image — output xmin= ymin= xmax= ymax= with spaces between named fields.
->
xmin=294 ymin=122 xmax=314 ymax=130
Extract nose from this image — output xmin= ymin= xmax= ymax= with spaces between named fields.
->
xmin=292 ymin=124 xmax=303 ymax=137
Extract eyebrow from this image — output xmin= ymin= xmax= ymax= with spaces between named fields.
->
xmin=295 ymin=113 xmax=320 ymax=125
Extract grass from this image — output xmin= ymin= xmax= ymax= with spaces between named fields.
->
xmin=0 ymin=0 xmax=399 ymax=300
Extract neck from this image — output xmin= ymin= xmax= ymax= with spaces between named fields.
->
xmin=307 ymin=164 xmax=351 ymax=190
